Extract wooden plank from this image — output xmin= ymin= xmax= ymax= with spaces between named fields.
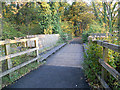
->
xmin=97 ymin=40 xmax=103 ymax=46
xmin=102 ymin=46 xmax=108 ymax=81
xmin=22 ymin=37 xmax=27 ymax=47
xmin=4 ymin=44 xmax=12 ymax=69
xmin=40 ymin=43 xmax=66 ymax=62
xmin=0 ymin=38 xmax=37 ymax=45
xmin=0 ymin=57 xmax=38 ymax=78
xmin=102 ymin=42 xmax=120 ymax=53
xmin=0 ymin=48 xmax=38 ymax=61
xmin=95 ymin=73 xmax=110 ymax=89
xmin=34 ymin=38 xmax=39 ymax=63
xmin=94 ymin=40 xmax=120 ymax=53
xmin=99 ymin=59 xmax=120 ymax=81
xmin=4 ymin=44 xmax=12 ymax=80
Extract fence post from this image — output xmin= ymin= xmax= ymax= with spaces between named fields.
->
xmin=23 ymin=37 xmax=27 ymax=47
xmin=102 ymin=41 xmax=108 ymax=81
xmin=4 ymin=39 xmax=12 ymax=80
xmin=34 ymin=37 xmax=39 ymax=63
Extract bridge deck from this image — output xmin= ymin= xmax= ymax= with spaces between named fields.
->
xmin=6 ymin=38 xmax=90 ymax=88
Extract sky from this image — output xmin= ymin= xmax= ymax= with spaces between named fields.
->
xmin=67 ymin=0 xmax=91 ymax=5
xmin=3 ymin=0 xmax=119 ymax=4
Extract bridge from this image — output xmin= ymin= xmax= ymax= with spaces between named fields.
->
xmin=1 ymin=35 xmax=120 ymax=89
xmin=1 ymin=37 xmax=90 ymax=89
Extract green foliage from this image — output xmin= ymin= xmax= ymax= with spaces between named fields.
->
xmin=59 ymin=32 xmax=68 ymax=43
xmin=88 ymin=21 xmax=106 ymax=33
xmin=2 ymin=21 xmax=25 ymax=39
xmin=20 ymin=24 xmax=44 ymax=35
xmin=82 ymin=21 xmax=106 ymax=43
xmin=84 ymin=40 xmax=120 ymax=88
xmin=82 ymin=32 xmax=89 ymax=43
xmin=92 ymin=1 xmax=118 ymax=33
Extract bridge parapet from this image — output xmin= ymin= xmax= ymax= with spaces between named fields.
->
xmin=26 ymin=34 xmax=60 ymax=49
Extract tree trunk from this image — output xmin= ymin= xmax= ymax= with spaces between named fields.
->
xmin=0 ymin=1 xmax=2 ymax=89
xmin=0 ymin=1 xmax=2 ymax=40
xmin=92 ymin=2 xmax=103 ymax=25
xmin=103 ymin=2 xmax=107 ymax=31
xmin=118 ymin=2 xmax=120 ymax=45
xmin=108 ymin=3 xmax=112 ymax=33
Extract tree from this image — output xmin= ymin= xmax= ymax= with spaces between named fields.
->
xmin=64 ymin=1 xmax=94 ymax=36
xmin=92 ymin=1 xmax=118 ymax=33
xmin=118 ymin=1 xmax=120 ymax=45
xmin=0 ymin=1 xmax=2 ymax=40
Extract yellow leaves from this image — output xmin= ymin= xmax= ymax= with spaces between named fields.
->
xmin=44 ymin=25 xmax=53 ymax=34
xmin=41 ymin=2 xmax=50 ymax=9
xmin=11 ymin=6 xmax=17 ymax=11
xmin=3 ymin=9 xmax=6 ymax=13
xmin=59 ymin=7 xmax=64 ymax=12
xmin=0 ymin=14 xmax=2 ymax=18
xmin=40 ymin=2 xmax=51 ymax=15
xmin=11 ymin=10 xmax=17 ymax=14
xmin=54 ymin=2 xmax=59 ymax=7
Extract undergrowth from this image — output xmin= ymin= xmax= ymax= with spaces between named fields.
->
xmin=83 ymin=37 xmax=120 ymax=89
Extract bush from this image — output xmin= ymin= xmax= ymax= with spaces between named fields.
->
xmin=82 ymin=32 xmax=89 ymax=43
xmin=2 ymin=21 xmax=25 ymax=40
xmin=59 ymin=32 xmax=68 ymax=42
xmin=19 ymin=24 xmax=44 ymax=35
xmin=83 ymin=41 xmax=120 ymax=88
xmin=82 ymin=21 xmax=106 ymax=43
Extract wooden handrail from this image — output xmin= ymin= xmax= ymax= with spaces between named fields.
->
xmin=0 ymin=37 xmax=39 ymax=81
xmin=99 ymin=59 xmax=120 ymax=81
xmin=93 ymin=40 xmax=120 ymax=53
xmin=0 ymin=38 xmax=37 ymax=45
xmin=91 ymin=40 xmax=120 ymax=88
xmin=0 ymin=48 xmax=38 ymax=61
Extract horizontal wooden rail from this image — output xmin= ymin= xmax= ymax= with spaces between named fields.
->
xmin=0 ymin=38 xmax=37 ymax=45
xmin=93 ymin=40 xmax=120 ymax=53
xmin=0 ymin=57 xmax=38 ymax=78
xmin=99 ymin=59 xmax=120 ymax=81
xmin=95 ymin=73 xmax=110 ymax=88
xmin=0 ymin=48 xmax=38 ymax=61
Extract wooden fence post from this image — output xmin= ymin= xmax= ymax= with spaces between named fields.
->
xmin=4 ymin=39 xmax=12 ymax=80
xmin=23 ymin=37 xmax=27 ymax=47
xmin=34 ymin=38 xmax=39 ymax=63
xmin=102 ymin=41 xmax=108 ymax=81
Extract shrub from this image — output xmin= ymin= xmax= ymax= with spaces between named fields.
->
xmin=82 ymin=21 xmax=106 ymax=43
xmin=83 ymin=40 xmax=120 ymax=88
xmin=2 ymin=21 xmax=25 ymax=40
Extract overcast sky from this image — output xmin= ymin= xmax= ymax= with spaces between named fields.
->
xmin=67 ymin=0 xmax=91 ymax=5
xmin=67 ymin=0 xmax=118 ymax=5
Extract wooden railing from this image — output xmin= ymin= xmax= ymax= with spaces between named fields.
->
xmin=84 ymin=40 xmax=120 ymax=89
xmin=93 ymin=40 xmax=119 ymax=88
xmin=0 ymin=37 xmax=39 ymax=79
